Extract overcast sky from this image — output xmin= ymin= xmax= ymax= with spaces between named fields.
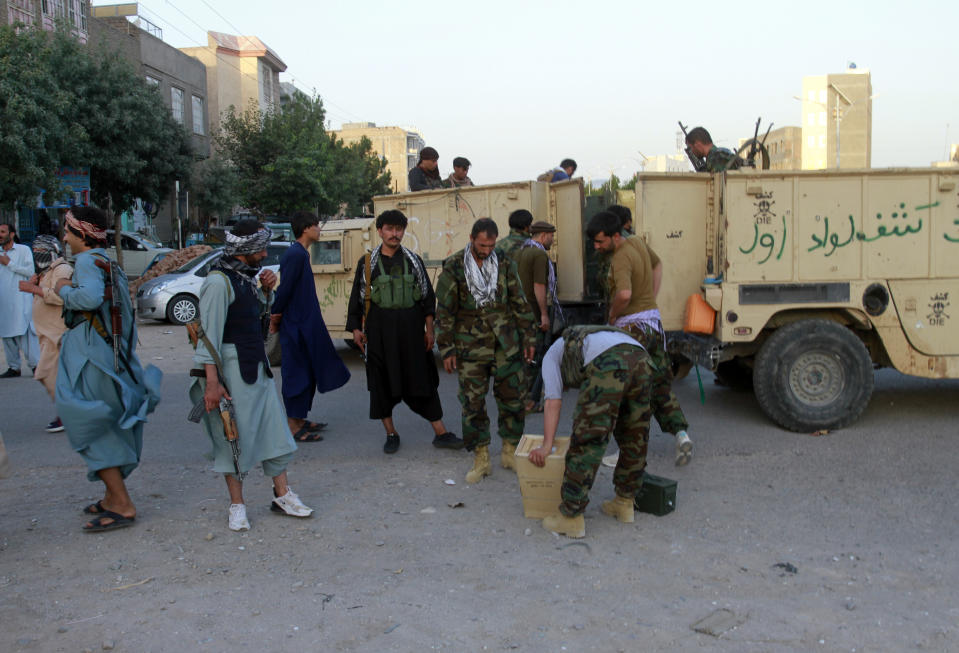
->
xmin=102 ymin=0 xmax=959 ymax=183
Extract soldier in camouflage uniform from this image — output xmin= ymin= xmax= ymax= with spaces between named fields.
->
xmin=587 ymin=211 xmax=693 ymax=466
xmin=529 ymin=325 xmax=653 ymax=538
xmin=684 ymin=126 xmax=743 ymax=172
xmin=497 ymin=209 xmax=533 ymax=262
xmin=435 ymin=218 xmax=537 ymax=483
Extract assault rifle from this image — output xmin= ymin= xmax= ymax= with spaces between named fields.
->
xmin=679 ymin=118 xmax=773 ymax=172
xmin=93 ymin=257 xmax=122 ymax=372
xmin=186 ymin=321 xmax=244 ymax=479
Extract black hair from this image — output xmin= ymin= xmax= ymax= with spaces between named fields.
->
xmin=685 ymin=127 xmax=712 ymax=146
xmin=471 ymin=217 xmax=498 ymax=239
xmin=69 ymin=206 xmax=109 ymax=247
xmin=560 ymin=158 xmax=577 ymax=173
xmin=507 ymin=209 xmax=533 ymax=231
xmin=376 ymin=209 xmax=408 ymax=229
xmin=1 ymin=221 xmax=15 ymax=235
xmin=608 ymin=204 xmax=632 ymax=229
xmin=418 ymin=146 xmax=439 ymax=162
xmin=231 ymin=218 xmax=262 ymax=237
xmin=452 ymin=156 xmax=470 ymax=168
xmin=586 ymin=211 xmax=622 ymax=240
xmin=291 ymin=211 xmax=320 ymax=238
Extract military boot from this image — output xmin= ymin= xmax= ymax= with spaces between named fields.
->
xmin=500 ymin=440 xmax=517 ymax=471
xmin=542 ymin=513 xmax=586 ymax=538
xmin=601 ymin=494 xmax=635 ymax=523
xmin=465 ymin=445 xmax=491 ymax=484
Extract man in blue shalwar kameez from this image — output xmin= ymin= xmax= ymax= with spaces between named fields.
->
xmin=55 ymin=207 xmax=161 ymax=532
xmin=269 ymin=211 xmax=349 ymax=442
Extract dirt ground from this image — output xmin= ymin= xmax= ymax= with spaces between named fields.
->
xmin=1 ymin=321 xmax=957 ymax=652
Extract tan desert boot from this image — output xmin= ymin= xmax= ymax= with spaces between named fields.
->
xmin=542 ymin=513 xmax=586 ymax=538
xmin=501 ymin=440 xmax=516 ymax=470
xmin=600 ymin=494 xmax=635 ymax=523
xmin=465 ymin=445 xmax=491 ymax=484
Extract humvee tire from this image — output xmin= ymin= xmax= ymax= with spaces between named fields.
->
xmin=754 ymin=319 xmax=874 ymax=432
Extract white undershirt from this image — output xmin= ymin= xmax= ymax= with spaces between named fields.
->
xmin=541 ymin=331 xmax=643 ymax=399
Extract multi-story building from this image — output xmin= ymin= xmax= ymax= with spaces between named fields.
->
xmin=90 ymin=3 xmax=208 ymax=241
xmin=800 ymin=66 xmax=873 ymax=170
xmin=759 ymin=126 xmax=803 ymax=171
xmin=181 ymin=31 xmax=286 ymax=139
xmin=1 ymin=0 xmax=89 ymax=42
xmin=642 ymin=154 xmax=689 ymax=173
xmin=332 ymin=122 xmax=426 ymax=193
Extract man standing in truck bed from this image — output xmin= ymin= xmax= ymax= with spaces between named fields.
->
xmin=435 ymin=218 xmax=536 ymax=483
xmin=684 ymin=126 xmax=743 ymax=172
xmin=587 ymin=211 xmax=693 ymax=466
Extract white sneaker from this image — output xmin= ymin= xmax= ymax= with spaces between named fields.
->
xmin=229 ymin=503 xmax=250 ymax=531
xmin=675 ymin=431 xmax=692 ymax=466
xmin=271 ymin=488 xmax=313 ymax=517
xmin=601 ymin=451 xmax=620 ymax=468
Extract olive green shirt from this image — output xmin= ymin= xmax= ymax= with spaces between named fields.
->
xmin=608 ymin=235 xmax=661 ymax=315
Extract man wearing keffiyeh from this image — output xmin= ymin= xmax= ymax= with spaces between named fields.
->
xmin=190 ymin=219 xmax=313 ymax=531
xmin=435 ymin=218 xmax=537 ymax=484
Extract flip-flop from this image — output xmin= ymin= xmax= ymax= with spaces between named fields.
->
xmin=83 ymin=500 xmax=106 ymax=515
xmin=83 ymin=510 xmax=135 ymax=533
xmin=305 ymin=421 xmax=327 ymax=432
xmin=293 ymin=426 xmax=323 ymax=442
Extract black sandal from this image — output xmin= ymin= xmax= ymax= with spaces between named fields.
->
xmin=83 ymin=510 xmax=135 ymax=532
xmin=83 ymin=500 xmax=106 ymax=515
xmin=293 ymin=426 xmax=323 ymax=442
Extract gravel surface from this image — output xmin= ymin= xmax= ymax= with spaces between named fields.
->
xmin=1 ymin=322 xmax=957 ymax=652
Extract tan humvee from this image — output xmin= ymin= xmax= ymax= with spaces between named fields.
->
xmin=311 ymin=180 xmax=589 ymax=339
xmin=636 ymin=167 xmax=959 ymax=432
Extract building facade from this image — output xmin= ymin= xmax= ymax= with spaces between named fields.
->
xmin=1 ymin=0 xmax=88 ymax=41
xmin=181 ymin=31 xmax=286 ymax=139
xmin=91 ymin=3 xmax=209 ymax=242
xmin=332 ymin=122 xmax=426 ymax=193
xmin=761 ymin=126 xmax=803 ymax=170
xmin=800 ymin=67 xmax=872 ymax=170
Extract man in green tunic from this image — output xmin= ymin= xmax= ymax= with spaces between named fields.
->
xmin=497 ymin=209 xmax=533 ymax=262
xmin=684 ymin=126 xmax=743 ymax=172
xmin=190 ymin=220 xmax=312 ymax=531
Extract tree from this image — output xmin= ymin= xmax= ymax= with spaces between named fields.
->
xmin=192 ymin=155 xmax=239 ymax=227
xmin=217 ymin=92 xmax=392 ymax=217
xmin=0 ymin=24 xmax=193 ymax=260
xmin=0 ymin=25 xmax=78 ymax=206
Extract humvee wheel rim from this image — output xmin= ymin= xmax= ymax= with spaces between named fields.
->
xmin=788 ymin=351 xmax=844 ymax=406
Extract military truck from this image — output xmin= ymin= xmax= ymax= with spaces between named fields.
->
xmin=310 ymin=179 xmax=597 ymax=339
xmin=636 ymin=167 xmax=959 ymax=432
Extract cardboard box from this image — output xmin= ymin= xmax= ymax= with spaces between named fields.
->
xmin=634 ymin=473 xmax=677 ymax=516
xmin=514 ymin=434 xmax=570 ymax=519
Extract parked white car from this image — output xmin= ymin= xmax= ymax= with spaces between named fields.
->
xmin=105 ymin=230 xmax=173 ymax=277
xmin=136 ymin=243 xmax=289 ymax=325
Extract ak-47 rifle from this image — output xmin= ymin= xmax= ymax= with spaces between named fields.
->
xmin=186 ymin=321 xmax=244 ymax=479
xmin=678 ymin=121 xmax=707 ymax=172
xmin=738 ymin=117 xmax=774 ymax=170
xmin=93 ymin=257 xmax=122 ymax=372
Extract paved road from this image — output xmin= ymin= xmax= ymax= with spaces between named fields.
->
xmin=1 ymin=321 xmax=957 ymax=652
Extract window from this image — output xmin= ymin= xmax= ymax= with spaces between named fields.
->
xmin=171 ymin=87 xmax=184 ymax=124
xmin=79 ymin=1 xmax=87 ymax=30
xmin=68 ymin=0 xmax=75 ymax=26
xmin=146 ymin=75 xmax=160 ymax=87
xmin=191 ymin=95 xmax=204 ymax=135
xmin=818 ymin=134 xmax=826 ymax=147
xmin=807 ymin=112 xmax=816 ymax=126
xmin=807 ymin=90 xmax=815 ymax=101
xmin=818 ymin=111 xmax=826 ymax=126
xmin=819 ymin=89 xmax=827 ymax=103
xmin=807 ymin=135 xmax=815 ymax=148
xmin=311 ymin=240 xmax=342 ymax=266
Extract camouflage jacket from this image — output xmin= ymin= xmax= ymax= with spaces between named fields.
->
xmin=497 ymin=229 xmax=529 ymax=262
xmin=705 ymin=146 xmax=743 ymax=173
xmin=435 ymin=249 xmax=536 ymax=361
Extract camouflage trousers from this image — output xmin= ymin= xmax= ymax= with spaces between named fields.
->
xmin=622 ymin=322 xmax=689 ymax=435
xmin=561 ymin=345 xmax=653 ymax=517
xmin=457 ymin=349 xmax=526 ymax=450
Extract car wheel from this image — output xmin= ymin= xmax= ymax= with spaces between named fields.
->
xmin=166 ymin=294 xmax=199 ymax=325
xmin=754 ymin=319 xmax=874 ymax=432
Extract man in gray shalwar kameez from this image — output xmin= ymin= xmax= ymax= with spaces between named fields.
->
xmin=189 ymin=219 xmax=313 ymax=531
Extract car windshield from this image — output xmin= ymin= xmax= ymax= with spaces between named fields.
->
xmin=137 ymin=233 xmax=163 ymax=248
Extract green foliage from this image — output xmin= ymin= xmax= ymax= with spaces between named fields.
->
xmin=585 ymin=173 xmax=621 ymax=197
xmin=192 ymin=155 xmax=239 ymax=223
xmin=621 ymin=173 xmax=638 ymax=191
xmin=0 ymin=24 xmax=192 ymax=212
xmin=216 ymin=92 xmax=391 ymax=217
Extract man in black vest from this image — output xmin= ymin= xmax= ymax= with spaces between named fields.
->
xmin=191 ymin=219 xmax=312 ymax=532
xmin=528 ymin=325 xmax=654 ymax=538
